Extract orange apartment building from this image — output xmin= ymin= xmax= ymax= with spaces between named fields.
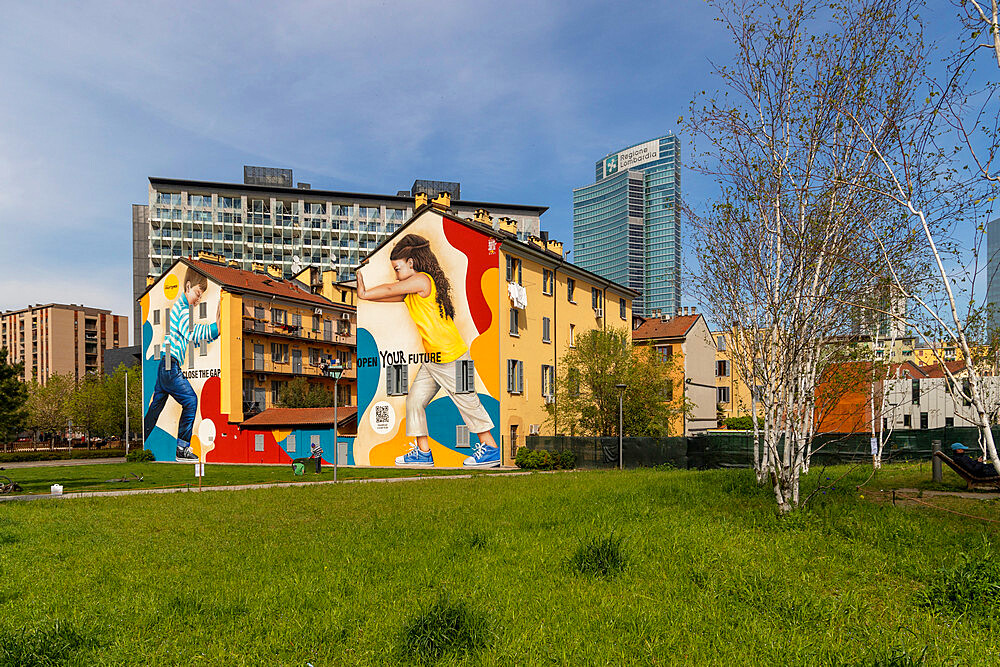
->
xmin=0 ymin=303 xmax=128 ymax=384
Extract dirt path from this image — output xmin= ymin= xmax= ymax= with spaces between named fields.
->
xmin=1 ymin=457 xmax=125 ymax=469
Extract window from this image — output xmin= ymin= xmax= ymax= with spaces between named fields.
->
xmin=911 ymin=378 xmax=920 ymax=405
xmin=254 ymin=306 xmax=264 ymax=320
xmin=271 ymin=380 xmax=285 ymax=404
xmin=153 ymin=310 xmax=160 ymax=325
xmin=509 ymin=309 xmax=519 ymax=336
xmin=341 ymin=290 xmax=348 ymax=303
xmin=286 ymin=434 xmax=296 ymax=453
xmin=542 ymin=317 xmax=551 ymax=343
xmin=656 ymin=345 xmax=673 ymax=361
xmin=292 ymin=313 xmax=302 ymax=328
xmin=386 ymin=364 xmax=408 ymax=396
xmin=717 ymin=386 xmax=730 ymax=403
xmin=255 ymin=434 xmax=265 ymax=452
xmin=272 ymin=308 xmax=286 ymax=325
xmin=455 ymin=359 xmax=475 ymax=394
xmin=312 ymin=315 xmax=321 ymax=332
xmin=507 ymin=360 xmax=524 ymax=394
xmin=505 ymin=256 xmax=522 ymax=285
xmin=153 ymin=344 xmax=160 ymax=358
xmin=567 ymin=278 xmax=576 ymax=302
xmin=542 ymin=364 xmax=554 ymax=398
xmin=920 ymin=412 xmax=928 ymax=430
xmin=716 ymin=336 xmax=726 ymax=351
xmin=309 ymin=348 xmax=320 ymax=365
xmin=620 ymin=298 xmax=627 ymax=320
xmin=592 ymin=288 xmax=603 ymax=310
xmin=199 ymin=302 xmax=207 ymax=319
xmin=271 ymin=343 xmax=288 ymax=363
xmin=945 ymin=416 xmax=955 ymax=427
xmin=903 ymin=414 xmax=911 ymax=427
xmin=336 ymin=384 xmax=351 ymax=406
xmin=542 ymin=269 xmax=554 ymax=295
xmin=199 ymin=341 xmax=207 ymax=357
xmin=716 ymin=360 xmax=729 ymax=377
xmin=456 ymin=425 xmax=470 ymax=448
xmin=569 ymin=324 xmax=576 ymax=347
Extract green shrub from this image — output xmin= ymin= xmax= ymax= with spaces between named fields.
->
xmin=515 ymin=447 xmax=575 ymax=470
xmin=571 ymin=532 xmax=628 ymax=578
xmin=398 ymin=594 xmax=490 ymax=663
xmin=723 ymin=415 xmax=755 ymax=430
xmin=918 ymin=549 xmax=1000 ymax=615
xmin=0 ymin=449 xmax=126 ymax=464
xmin=126 ymin=449 xmax=155 ymax=463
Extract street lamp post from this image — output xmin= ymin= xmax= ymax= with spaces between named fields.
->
xmin=326 ymin=358 xmax=344 ymax=482
xmin=615 ymin=384 xmax=627 ymax=470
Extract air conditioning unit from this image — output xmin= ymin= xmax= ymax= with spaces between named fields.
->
xmin=529 ymin=424 xmax=541 ymax=435
xmin=594 ymin=307 xmax=603 ymax=318
xmin=341 ymin=312 xmax=351 ymax=320
xmin=544 ymin=395 xmax=555 ymax=405
xmin=257 ymin=374 xmax=266 ymax=382
xmin=314 ymin=307 xmax=323 ymax=315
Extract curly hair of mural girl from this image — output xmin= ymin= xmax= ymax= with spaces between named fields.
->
xmin=389 ymin=234 xmax=455 ymax=319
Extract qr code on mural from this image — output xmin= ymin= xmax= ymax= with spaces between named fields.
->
xmin=370 ymin=401 xmax=394 ymax=434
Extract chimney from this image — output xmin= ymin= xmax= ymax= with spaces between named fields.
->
xmin=474 ymin=208 xmax=492 ymax=225
xmin=415 ymin=192 xmax=429 ymax=208
xmin=432 ymin=192 xmax=451 ymax=209
xmin=691 ymin=306 xmax=697 ymax=315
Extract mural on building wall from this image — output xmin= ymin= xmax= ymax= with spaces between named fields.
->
xmin=142 ymin=264 xmax=227 ymax=462
xmin=356 ymin=212 xmax=501 ymax=467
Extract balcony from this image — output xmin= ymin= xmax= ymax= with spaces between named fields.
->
xmin=242 ymin=317 xmax=356 ymax=346
xmin=243 ymin=357 xmax=357 ymax=380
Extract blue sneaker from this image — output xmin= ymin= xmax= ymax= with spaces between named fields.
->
xmin=395 ymin=443 xmax=434 ymax=466
xmin=463 ymin=443 xmax=500 ymax=468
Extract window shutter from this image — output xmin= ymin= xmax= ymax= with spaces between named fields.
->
xmin=518 ymin=260 xmax=522 ymax=285
xmin=386 ymin=366 xmax=394 ymax=395
xmin=456 ymin=425 xmax=470 ymax=448
xmin=402 ymin=364 xmax=408 ymax=391
xmin=517 ymin=361 xmax=523 ymax=394
xmin=466 ymin=360 xmax=475 ymax=392
xmin=455 ymin=362 xmax=463 ymax=392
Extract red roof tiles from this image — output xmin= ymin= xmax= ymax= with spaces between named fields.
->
xmin=186 ymin=259 xmax=345 ymax=309
xmin=241 ymin=406 xmax=358 ymax=428
xmin=632 ymin=315 xmax=701 ymax=340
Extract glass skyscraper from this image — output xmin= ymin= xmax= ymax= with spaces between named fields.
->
xmin=572 ymin=134 xmax=681 ymax=317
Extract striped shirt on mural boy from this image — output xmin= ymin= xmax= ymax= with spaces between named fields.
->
xmin=165 ymin=291 xmax=219 ymax=364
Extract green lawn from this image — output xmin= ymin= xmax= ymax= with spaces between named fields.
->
xmin=1 ymin=465 xmax=998 ymax=665
xmin=0 ymin=462 xmax=501 ymax=497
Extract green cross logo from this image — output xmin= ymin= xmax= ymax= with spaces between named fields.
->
xmin=605 ymin=155 xmax=618 ymax=176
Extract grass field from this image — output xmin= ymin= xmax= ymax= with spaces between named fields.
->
xmin=0 ymin=462 xmax=501 ymax=497
xmin=1 ymin=464 xmax=998 ymax=665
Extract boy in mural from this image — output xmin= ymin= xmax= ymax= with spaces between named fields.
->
xmin=144 ymin=268 xmax=220 ymax=461
xmin=357 ymin=233 xmax=500 ymax=467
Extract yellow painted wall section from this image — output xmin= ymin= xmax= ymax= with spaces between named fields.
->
xmin=220 ymin=291 xmax=243 ymax=422
xmin=498 ymin=246 xmax=634 ymax=456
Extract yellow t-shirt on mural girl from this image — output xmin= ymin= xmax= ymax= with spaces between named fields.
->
xmin=403 ymin=272 xmax=468 ymax=364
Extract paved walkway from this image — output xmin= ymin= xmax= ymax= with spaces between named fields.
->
xmin=892 ymin=487 xmax=1000 ymax=500
xmin=0 ymin=470 xmax=538 ymax=503
xmin=1 ymin=457 xmax=125 ymax=469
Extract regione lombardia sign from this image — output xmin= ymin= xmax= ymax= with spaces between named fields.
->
xmin=603 ymin=138 xmax=660 ymax=178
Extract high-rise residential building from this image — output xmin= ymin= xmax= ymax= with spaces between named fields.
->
xmin=133 ymin=168 xmax=546 ymax=344
xmin=0 ymin=303 xmax=128 ymax=383
xmin=987 ymin=217 xmax=1000 ymax=330
xmin=573 ymin=134 xmax=681 ymax=317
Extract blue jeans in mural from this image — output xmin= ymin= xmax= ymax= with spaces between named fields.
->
xmin=143 ymin=357 xmax=198 ymax=448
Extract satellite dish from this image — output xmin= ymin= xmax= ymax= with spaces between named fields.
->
xmin=291 ymin=255 xmax=302 ymax=273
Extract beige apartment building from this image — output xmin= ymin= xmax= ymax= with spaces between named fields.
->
xmin=0 ymin=304 xmax=128 ymax=384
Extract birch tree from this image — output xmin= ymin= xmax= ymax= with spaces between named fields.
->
xmin=686 ymin=0 xmax=922 ymax=511
xmin=835 ymin=0 xmax=1000 ymax=474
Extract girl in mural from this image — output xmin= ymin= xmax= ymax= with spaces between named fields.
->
xmin=357 ymin=233 xmax=500 ymax=467
xmin=143 ymin=268 xmax=220 ymax=462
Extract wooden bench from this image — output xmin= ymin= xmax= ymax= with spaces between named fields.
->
xmin=933 ymin=451 xmax=1000 ymax=490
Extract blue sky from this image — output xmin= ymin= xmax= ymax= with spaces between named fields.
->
xmin=0 ymin=1 xmax=989 ymax=340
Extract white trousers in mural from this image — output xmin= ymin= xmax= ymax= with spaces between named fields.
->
xmin=405 ymin=352 xmax=494 ymax=437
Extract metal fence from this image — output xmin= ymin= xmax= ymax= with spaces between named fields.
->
xmin=526 ymin=427 xmax=999 ymax=470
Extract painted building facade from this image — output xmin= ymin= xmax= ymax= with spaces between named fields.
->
xmin=355 ymin=204 xmax=636 ymax=468
xmin=140 ymin=257 xmax=355 ymax=463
